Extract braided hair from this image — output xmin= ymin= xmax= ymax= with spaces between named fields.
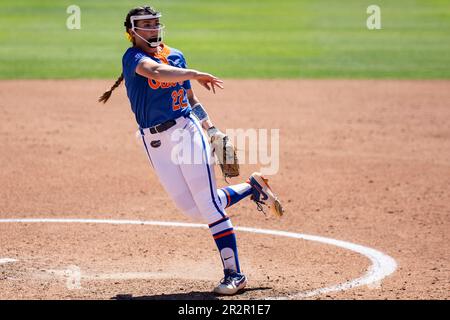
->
xmin=98 ymin=6 xmax=159 ymax=103
xmin=98 ymin=73 xmax=124 ymax=103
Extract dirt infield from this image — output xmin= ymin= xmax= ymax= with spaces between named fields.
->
xmin=0 ymin=79 xmax=449 ymax=300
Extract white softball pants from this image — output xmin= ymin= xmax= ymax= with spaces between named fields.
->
xmin=140 ymin=114 xmax=238 ymax=224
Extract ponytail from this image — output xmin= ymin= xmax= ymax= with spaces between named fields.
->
xmin=98 ymin=73 xmax=124 ymax=103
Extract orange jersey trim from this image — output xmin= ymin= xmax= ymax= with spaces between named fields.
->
xmin=150 ymin=43 xmax=170 ymax=65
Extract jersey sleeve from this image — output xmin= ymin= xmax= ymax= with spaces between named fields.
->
xmin=122 ymin=48 xmax=151 ymax=78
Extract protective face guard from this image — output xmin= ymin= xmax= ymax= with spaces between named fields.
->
xmin=130 ymin=14 xmax=165 ymax=48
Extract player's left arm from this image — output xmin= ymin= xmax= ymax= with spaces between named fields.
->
xmin=186 ymin=87 xmax=240 ymax=179
xmin=180 ymin=52 xmax=216 ymax=131
xmin=181 ymin=53 xmax=239 ymax=178
xmin=186 ymin=88 xmax=214 ymax=130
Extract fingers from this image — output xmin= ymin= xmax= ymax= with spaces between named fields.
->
xmin=200 ymin=81 xmax=211 ymax=91
xmin=210 ymin=78 xmax=224 ymax=94
xmin=196 ymin=74 xmax=224 ymax=93
xmin=212 ymin=77 xmax=224 ymax=84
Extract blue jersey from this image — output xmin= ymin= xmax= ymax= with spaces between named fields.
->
xmin=122 ymin=44 xmax=192 ymax=128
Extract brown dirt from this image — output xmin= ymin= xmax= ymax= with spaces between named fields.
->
xmin=0 ymin=79 xmax=449 ymax=300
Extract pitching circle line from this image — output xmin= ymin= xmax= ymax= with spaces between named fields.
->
xmin=0 ymin=258 xmax=17 ymax=264
xmin=0 ymin=218 xmax=397 ymax=300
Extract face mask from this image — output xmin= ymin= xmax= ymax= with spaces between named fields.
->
xmin=130 ymin=14 xmax=165 ymax=48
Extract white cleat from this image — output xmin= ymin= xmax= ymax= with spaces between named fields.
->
xmin=248 ymin=172 xmax=284 ymax=217
xmin=213 ymin=269 xmax=248 ymax=296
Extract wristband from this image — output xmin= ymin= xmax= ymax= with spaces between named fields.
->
xmin=191 ymin=103 xmax=209 ymax=123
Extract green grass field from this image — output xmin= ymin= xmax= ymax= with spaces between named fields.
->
xmin=0 ymin=0 xmax=449 ymax=79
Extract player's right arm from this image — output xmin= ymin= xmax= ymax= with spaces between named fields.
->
xmin=136 ymin=58 xmax=223 ymax=93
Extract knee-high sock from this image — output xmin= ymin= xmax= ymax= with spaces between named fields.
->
xmin=208 ymin=216 xmax=241 ymax=274
xmin=217 ymin=183 xmax=253 ymax=210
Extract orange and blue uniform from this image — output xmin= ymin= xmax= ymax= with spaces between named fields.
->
xmin=122 ymin=44 xmax=191 ymax=128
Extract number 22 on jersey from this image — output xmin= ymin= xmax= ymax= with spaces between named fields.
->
xmin=171 ymin=89 xmax=188 ymax=111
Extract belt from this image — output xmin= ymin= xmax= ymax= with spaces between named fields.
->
xmin=151 ymin=119 xmax=176 ymax=134
xmin=140 ymin=119 xmax=177 ymax=135
xmin=140 ymin=112 xmax=192 ymax=135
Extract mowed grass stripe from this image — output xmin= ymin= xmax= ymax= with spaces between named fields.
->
xmin=0 ymin=0 xmax=449 ymax=79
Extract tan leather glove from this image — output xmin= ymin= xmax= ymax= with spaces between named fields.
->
xmin=207 ymin=127 xmax=240 ymax=181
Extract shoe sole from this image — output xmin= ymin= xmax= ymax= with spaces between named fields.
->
xmin=251 ymin=172 xmax=284 ymax=217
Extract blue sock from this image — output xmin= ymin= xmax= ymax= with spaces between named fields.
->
xmin=208 ymin=216 xmax=241 ymax=274
xmin=217 ymin=183 xmax=253 ymax=209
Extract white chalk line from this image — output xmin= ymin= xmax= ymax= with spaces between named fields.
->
xmin=0 ymin=258 xmax=18 ymax=264
xmin=0 ymin=218 xmax=397 ymax=299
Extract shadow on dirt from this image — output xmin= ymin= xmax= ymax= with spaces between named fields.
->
xmin=111 ymin=287 xmax=272 ymax=300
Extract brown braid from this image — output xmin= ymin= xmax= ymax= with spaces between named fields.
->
xmin=98 ymin=73 xmax=124 ymax=103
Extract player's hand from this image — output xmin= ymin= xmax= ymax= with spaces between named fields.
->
xmin=194 ymin=72 xmax=224 ymax=94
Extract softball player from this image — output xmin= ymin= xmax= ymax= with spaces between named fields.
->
xmin=99 ymin=5 xmax=284 ymax=296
